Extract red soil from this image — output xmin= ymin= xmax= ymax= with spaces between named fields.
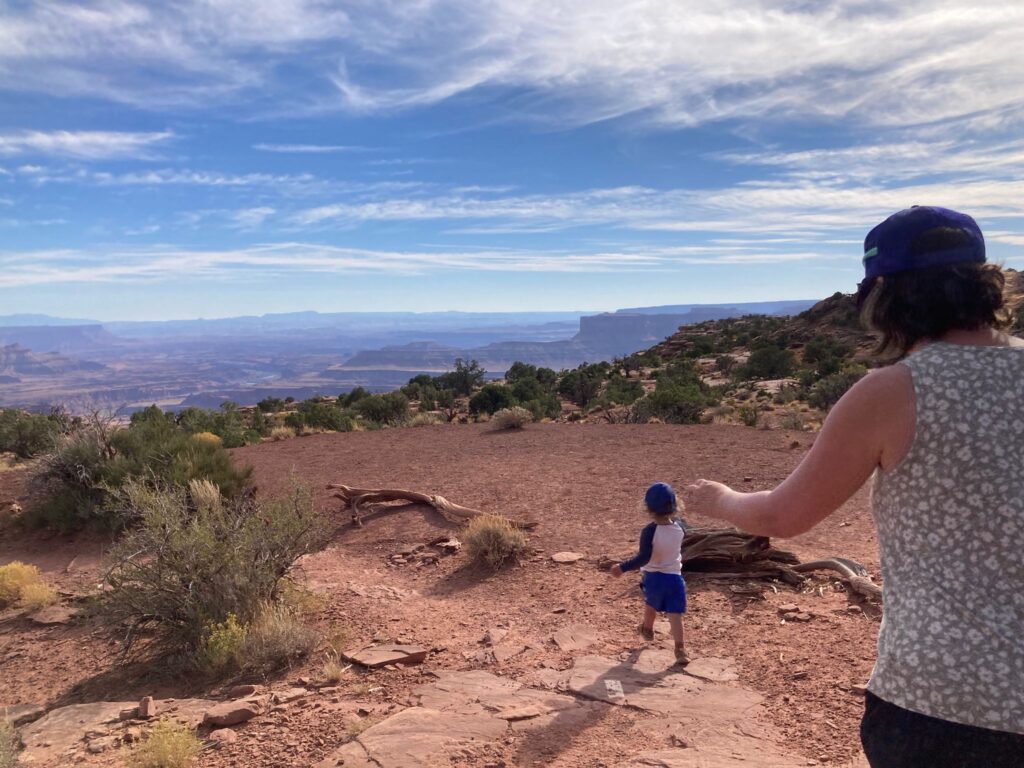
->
xmin=0 ymin=423 xmax=880 ymax=766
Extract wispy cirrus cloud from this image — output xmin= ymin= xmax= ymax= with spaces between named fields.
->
xmin=0 ymin=129 xmax=175 ymax=159
xmin=252 ymin=143 xmax=373 ymax=153
xmin=0 ymin=240 xmax=843 ymax=288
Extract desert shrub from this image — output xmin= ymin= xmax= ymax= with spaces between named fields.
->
xmin=353 ymin=392 xmax=409 ymax=426
xmin=779 ymin=408 xmax=805 ymax=431
xmin=808 ymin=366 xmax=868 ymax=410
xmin=715 ymin=355 xmax=737 ymax=375
xmin=558 ymin=363 xmax=609 ymax=408
xmin=197 ymin=603 xmax=317 ymax=675
xmin=127 ymin=720 xmax=201 ymax=768
xmin=468 ymin=384 xmax=516 ymax=416
xmin=491 ymin=406 xmax=532 ymax=430
xmin=630 ymin=380 xmax=713 ymax=425
xmin=170 ymin=405 xmax=259 ymax=448
xmin=0 ymin=720 xmax=17 ymax=768
xmin=32 ymin=412 xmax=251 ymax=531
xmin=0 ymin=408 xmax=68 ymax=459
xmin=257 ymin=397 xmax=285 ymax=414
xmin=738 ymin=405 xmax=760 ymax=427
xmin=300 ymin=402 xmax=354 ymax=432
xmin=434 ymin=359 xmax=485 ymax=396
xmin=340 ymin=387 xmax=371 ymax=407
xmin=522 ymin=395 xmax=561 ymax=421
xmin=283 ymin=412 xmax=306 ymax=433
xmin=409 ymin=413 xmax=439 ymax=427
xmin=603 ymin=376 xmax=644 ymax=405
xmin=270 ymin=426 xmax=296 ymax=441
xmin=0 ymin=561 xmax=56 ymax=609
xmin=196 ymin=613 xmax=247 ymax=675
xmin=101 ymin=479 xmax=326 ymax=658
xmin=463 ymin=515 xmax=528 ymax=570
xmin=191 ymin=431 xmax=222 ymax=446
xmin=740 ymin=344 xmax=795 ymax=380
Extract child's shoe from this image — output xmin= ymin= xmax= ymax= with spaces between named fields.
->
xmin=674 ymin=645 xmax=690 ymax=666
xmin=637 ymin=624 xmax=655 ymax=641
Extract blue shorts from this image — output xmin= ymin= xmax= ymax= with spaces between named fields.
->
xmin=640 ymin=572 xmax=686 ymax=614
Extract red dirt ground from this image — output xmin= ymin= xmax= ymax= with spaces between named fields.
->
xmin=0 ymin=423 xmax=881 ymax=766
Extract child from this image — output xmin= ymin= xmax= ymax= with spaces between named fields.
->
xmin=610 ymin=482 xmax=689 ymax=665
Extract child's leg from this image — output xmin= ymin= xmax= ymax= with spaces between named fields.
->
xmin=642 ymin=604 xmax=657 ymax=632
xmin=667 ymin=613 xmax=688 ymax=663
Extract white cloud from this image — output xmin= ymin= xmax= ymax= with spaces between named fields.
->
xmin=0 ymin=240 xmax=835 ymax=288
xmin=1 ymin=1 xmax=1022 ymax=137
xmin=253 ymin=143 xmax=373 ymax=153
xmin=231 ymin=207 xmax=276 ymax=228
xmin=0 ymin=130 xmax=174 ymax=160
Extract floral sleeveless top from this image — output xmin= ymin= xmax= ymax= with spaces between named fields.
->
xmin=869 ymin=342 xmax=1024 ymax=734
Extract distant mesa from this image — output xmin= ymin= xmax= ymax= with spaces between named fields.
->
xmin=0 ymin=343 xmax=107 ymax=377
xmin=0 ymin=324 xmax=119 ymax=355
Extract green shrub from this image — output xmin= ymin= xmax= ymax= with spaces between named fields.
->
xmin=0 ymin=720 xmax=18 ymax=768
xmin=0 ymin=408 xmax=67 ymax=459
xmin=558 ymin=363 xmax=609 ymax=407
xmin=523 ymin=395 xmax=561 ymax=421
xmin=257 ymin=397 xmax=285 ymax=414
xmin=31 ymin=411 xmax=251 ymax=531
xmin=630 ymin=380 xmax=714 ymax=424
xmin=738 ymin=405 xmax=760 ymax=427
xmin=463 ymin=515 xmax=528 ymax=570
xmin=740 ymin=344 xmax=795 ymax=380
xmin=300 ymin=402 xmax=354 ymax=432
xmin=353 ymin=392 xmax=409 ymax=425
xmin=491 ymin=406 xmax=532 ymax=430
xmin=100 ymin=479 xmax=326 ymax=656
xmin=433 ymin=359 xmax=485 ymax=396
xmin=808 ymin=366 xmax=868 ymax=410
xmin=603 ymin=376 xmax=644 ymax=405
xmin=284 ymin=411 xmax=306 ymax=432
xmin=468 ymin=384 xmax=516 ymax=415
xmin=127 ymin=720 xmax=201 ymax=768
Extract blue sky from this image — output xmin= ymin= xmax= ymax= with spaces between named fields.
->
xmin=2 ymin=1 xmax=1023 ymax=321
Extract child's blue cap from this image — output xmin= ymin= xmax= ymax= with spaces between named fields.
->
xmin=644 ymin=482 xmax=676 ymax=515
xmin=862 ymin=205 xmax=985 ymax=280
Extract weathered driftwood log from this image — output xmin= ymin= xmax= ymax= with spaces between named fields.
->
xmin=327 ymin=484 xmax=538 ymax=530
xmin=676 ymin=526 xmax=881 ymax=600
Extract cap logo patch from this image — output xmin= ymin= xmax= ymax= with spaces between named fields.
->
xmin=862 ymin=246 xmax=878 ymax=265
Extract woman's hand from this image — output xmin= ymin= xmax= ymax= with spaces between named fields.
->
xmin=684 ymin=479 xmax=735 ymax=521
xmin=609 ymin=563 xmax=623 ymax=578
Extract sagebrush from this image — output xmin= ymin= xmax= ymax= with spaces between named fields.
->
xmin=0 ymin=561 xmax=57 ymax=610
xmin=463 ymin=515 xmax=528 ymax=570
xmin=491 ymin=406 xmax=532 ymax=430
xmin=126 ymin=720 xmax=201 ymax=768
xmin=101 ymin=479 xmax=326 ymax=659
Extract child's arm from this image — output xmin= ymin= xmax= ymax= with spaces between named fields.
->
xmin=612 ymin=523 xmax=656 ymax=576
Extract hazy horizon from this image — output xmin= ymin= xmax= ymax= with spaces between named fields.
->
xmin=2 ymin=2 xmax=1023 ymax=320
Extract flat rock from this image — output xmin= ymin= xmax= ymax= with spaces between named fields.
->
xmin=19 ymin=701 xmax=132 ymax=765
xmin=566 ymin=654 xmax=762 ymax=725
xmin=313 ymin=707 xmax=507 ymax=768
xmin=0 ymin=703 xmax=45 ymax=727
xmin=680 ymin=657 xmax=739 ymax=683
xmin=202 ymin=698 xmax=265 ymax=727
xmin=552 ymin=624 xmax=599 ymax=652
xmin=484 ymin=627 xmax=509 ymax=646
xmin=551 ymin=552 xmax=585 ymax=564
xmin=491 ymin=643 xmax=527 ymax=663
xmin=413 ymin=670 xmax=577 ymax=721
xmin=28 ymin=604 xmax=77 ymax=625
xmin=346 ymin=583 xmax=418 ymax=601
xmin=343 ymin=643 xmax=429 ymax=669
xmin=208 ymin=728 xmax=238 ymax=746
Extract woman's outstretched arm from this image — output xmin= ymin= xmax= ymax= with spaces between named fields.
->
xmin=684 ymin=364 xmax=913 ymax=538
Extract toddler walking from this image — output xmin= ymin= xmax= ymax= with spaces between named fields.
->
xmin=610 ymin=482 xmax=689 ymax=665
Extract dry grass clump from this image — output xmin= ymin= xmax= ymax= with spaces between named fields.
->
xmin=0 ymin=720 xmax=18 ymax=768
xmin=491 ymin=406 xmax=532 ymax=430
xmin=409 ymin=413 xmax=439 ymax=427
xmin=463 ymin=515 xmax=528 ymax=570
xmin=270 ymin=426 xmax=296 ymax=441
xmin=191 ymin=431 xmax=222 ymax=446
xmin=197 ymin=603 xmax=319 ymax=676
xmin=126 ymin=720 xmax=201 ymax=768
xmin=0 ymin=561 xmax=57 ymax=610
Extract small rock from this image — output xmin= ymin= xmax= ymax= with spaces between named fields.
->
xmin=743 ymin=476 xmax=753 ymax=482
xmin=551 ymin=607 xmax=567 ymax=614
xmin=138 ymin=696 xmax=157 ymax=719
xmin=28 ymin=604 xmax=77 ymax=626
xmin=85 ymin=737 xmax=114 ymax=754
xmin=123 ymin=727 xmax=142 ymax=744
xmin=850 ymin=684 xmax=868 ymax=696
xmin=551 ymin=552 xmax=585 ymax=564
xmin=226 ymin=684 xmax=261 ymax=698
xmin=778 ymin=604 xmax=800 ymax=614
xmin=118 ymin=707 xmax=139 ymax=721
xmin=208 ymin=728 xmax=238 ymax=746
xmin=272 ymin=688 xmax=307 ymax=705
xmin=342 ymin=644 xmax=429 ymax=669
xmin=846 ymin=605 xmax=863 ymax=614
xmin=202 ymin=699 xmax=264 ymax=727
xmin=792 ymin=612 xmax=813 ymax=622
xmin=484 ymin=628 xmax=509 ymax=646
xmin=670 ymin=733 xmax=691 ymax=748
xmin=491 ymin=643 xmax=527 ymax=663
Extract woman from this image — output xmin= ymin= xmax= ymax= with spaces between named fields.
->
xmin=685 ymin=205 xmax=1023 ymax=767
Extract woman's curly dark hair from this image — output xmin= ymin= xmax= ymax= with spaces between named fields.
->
xmin=858 ymin=260 xmax=1016 ymax=359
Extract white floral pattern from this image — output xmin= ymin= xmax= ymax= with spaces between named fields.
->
xmin=869 ymin=342 xmax=1024 ymax=734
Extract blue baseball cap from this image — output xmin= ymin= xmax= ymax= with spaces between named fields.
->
xmin=644 ymin=482 xmax=677 ymax=515
xmin=862 ymin=206 xmax=985 ymax=280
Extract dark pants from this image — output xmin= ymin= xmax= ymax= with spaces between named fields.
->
xmin=861 ymin=691 xmax=1024 ymax=768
